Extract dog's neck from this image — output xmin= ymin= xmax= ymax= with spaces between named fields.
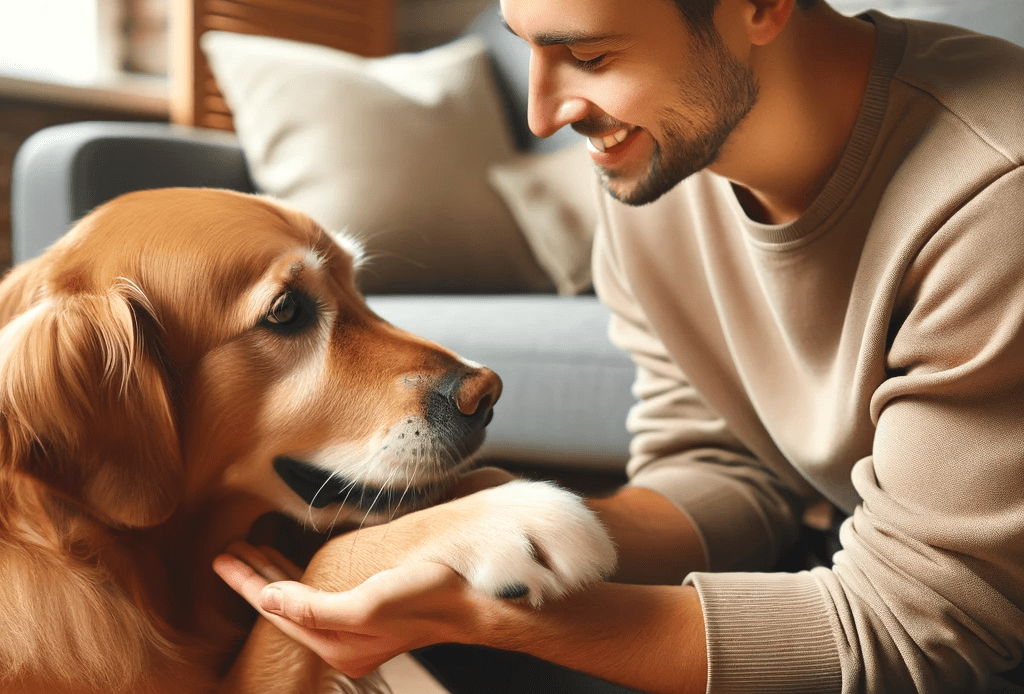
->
xmin=2 ymin=473 xmax=278 ymax=653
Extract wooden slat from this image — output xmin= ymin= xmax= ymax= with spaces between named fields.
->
xmin=170 ymin=0 xmax=394 ymax=130
xmin=202 ymin=94 xmax=231 ymax=115
xmin=206 ymin=0 xmax=374 ymax=26
xmin=202 ymin=16 xmax=373 ymax=51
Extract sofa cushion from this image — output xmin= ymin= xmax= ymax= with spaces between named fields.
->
xmin=487 ymin=142 xmax=600 ymax=296
xmin=367 ymin=295 xmax=635 ymax=470
xmin=201 ymin=31 xmax=554 ymax=295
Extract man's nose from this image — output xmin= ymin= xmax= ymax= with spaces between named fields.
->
xmin=527 ymin=51 xmax=589 ymax=138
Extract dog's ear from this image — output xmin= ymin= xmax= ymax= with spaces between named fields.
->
xmin=0 ymin=280 xmax=182 ymax=528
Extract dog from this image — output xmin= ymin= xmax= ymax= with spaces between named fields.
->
xmin=0 ymin=188 xmax=616 ymax=694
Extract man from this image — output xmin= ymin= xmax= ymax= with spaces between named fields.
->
xmin=217 ymin=0 xmax=1024 ymax=691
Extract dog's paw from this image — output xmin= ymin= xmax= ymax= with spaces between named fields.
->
xmin=410 ymin=480 xmax=617 ymax=607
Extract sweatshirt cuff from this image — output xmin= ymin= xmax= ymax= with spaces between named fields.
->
xmin=687 ymin=570 xmax=844 ymax=694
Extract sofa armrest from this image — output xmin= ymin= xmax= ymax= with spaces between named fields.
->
xmin=11 ymin=121 xmax=256 ymax=263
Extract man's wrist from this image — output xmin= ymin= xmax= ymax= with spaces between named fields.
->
xmin=589 ymin=485 xmax=709 ymax=583
xmin=461 ymin=581 xmax=708 ymax=694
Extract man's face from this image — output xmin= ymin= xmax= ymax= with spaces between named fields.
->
xmin=502 ymin=0 xmax=759 ymax=206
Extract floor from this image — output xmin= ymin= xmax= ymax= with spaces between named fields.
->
xmin=378 ymin=653 xmax=449 ymax=693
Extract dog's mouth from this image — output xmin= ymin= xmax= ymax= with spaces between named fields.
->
xmin=272 ymin=456 xmax=456 ymax=512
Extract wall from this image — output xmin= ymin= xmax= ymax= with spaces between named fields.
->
xmin=397 ymin=0 xmax=493 ymax=51
xmin=833 ymin=0 xmax=1024 ymax=46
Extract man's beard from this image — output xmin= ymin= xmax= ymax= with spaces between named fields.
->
xmin=585 ymin=31 xmax=759 ymax=207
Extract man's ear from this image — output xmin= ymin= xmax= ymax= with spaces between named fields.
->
xmin=0 ymin=280 xmax=183 ymax=528
xmin=724 ymin=0 xmax=796 ymax=47
xmin=749 ymin=0 xmax=796 ymax=45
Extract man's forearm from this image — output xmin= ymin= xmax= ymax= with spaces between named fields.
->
xmin=453 ymin=483 xmax=711 ymax=693
xmin=468 ymin=580 xmax=708 ymax=694
xmin=589 ymin=485 xmax=709 ymax=584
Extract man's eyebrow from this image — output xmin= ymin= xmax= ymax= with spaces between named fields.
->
xmin=499 ymin=15 xmax=626 ymax=47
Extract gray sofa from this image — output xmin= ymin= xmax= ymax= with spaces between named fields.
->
xmin=9 ymin=4 xmax=637 ymax=487
xmin=14 ymin=2 xmax=1020 ymax=490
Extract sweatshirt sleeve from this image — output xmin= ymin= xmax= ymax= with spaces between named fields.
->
xmin=591 ymin=188 xmax=804 ymax=574
xmin=687 ymin=167 xmax=1024 ymax=693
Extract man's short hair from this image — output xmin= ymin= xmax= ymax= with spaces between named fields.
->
xmin=673 ymin=0 xmax=818 ymax=34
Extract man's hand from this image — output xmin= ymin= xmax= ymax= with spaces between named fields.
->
xmin=214 ymin=545 xmax=471 ymax=678
xmin=214 ymin=474 xmax=708 ymax=694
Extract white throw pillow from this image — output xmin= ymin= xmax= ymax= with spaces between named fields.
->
xmin=201 ymin=32 xmax=553 ymax=294
xmin=488 ymin=143 xmax=600 ymax=296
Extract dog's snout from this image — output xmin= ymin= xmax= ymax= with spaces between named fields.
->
xmin=434 ymin=367 xmax=502 ymax=419
xmin=454 ymin=367 xmax=503 ymax=417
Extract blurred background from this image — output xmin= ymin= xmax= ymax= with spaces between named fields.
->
xmin=1 ymin=0 xmax=1022 ymax=275
xmin=0 ymin=0 xmax=492 ymax=274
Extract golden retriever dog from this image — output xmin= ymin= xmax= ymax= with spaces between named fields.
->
xmin=0 ymin=188 xmax=616 ymax=694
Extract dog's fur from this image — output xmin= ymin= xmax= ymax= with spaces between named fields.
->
xmin=0 ymin=188 xmax=615 ymax=694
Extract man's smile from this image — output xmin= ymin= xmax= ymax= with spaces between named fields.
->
xmin=586 ymin=126 xmax=636 ymax=152
xmin=584 ymin=125 xmax=650 ymax=181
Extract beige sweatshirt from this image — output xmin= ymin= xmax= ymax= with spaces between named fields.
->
xmin=592 ymin=11 xmax=1024 ymax=693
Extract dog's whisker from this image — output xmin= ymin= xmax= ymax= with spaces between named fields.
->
xmin=305 ymin=505 xmax=321 ymax=534
xmin=327 ymin=490 xmax=350 ymax=534
xmin=385 ymin=457 xmax=420 ymax=532
xmin=305 ymin=471 xmax=335 ymax=532
xmin=307 ymin=467 xmax=357 ymax=532
xmin=331 ymin=477 xmax=365 ymax=543
xmin=338 ymin=477 xmax=360 ymax=507
xmin=389 ymin=476 xmax=415 ymax=524
xmin=342 ymin=467 xmax=393 ymax=566
xmin=308 ymin=469 xmax=341 ymax=514
xmin=328 ymin=474 xmax=363 ymax=532
xmin=358 ymin=469 xmax=398 ymax=530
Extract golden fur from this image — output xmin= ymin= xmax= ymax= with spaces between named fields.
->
xmin=0 ymin=189 xmax=501 ymax=693
xmin=0 ymin=188 xmax=615 ymax=694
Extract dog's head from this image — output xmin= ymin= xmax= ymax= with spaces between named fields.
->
xmin=0 ymin=188 xmax=501 ymax=530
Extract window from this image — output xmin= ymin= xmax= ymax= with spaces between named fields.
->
xmin=0 ymin=0 xmax=167 ymax=84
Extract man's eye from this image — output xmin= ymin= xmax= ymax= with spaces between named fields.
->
xmin=573 ymin=53 xmax=607 ymax=71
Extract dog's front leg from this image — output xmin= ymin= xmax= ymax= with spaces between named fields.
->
xmin=221 ymin=617 xmax=328 ymax=693
xmin=217 ymin=542 xmax=330 ymax=694
xmin=217 ymin=542 xmax=394 ymax=694
xmin=214 ymin=468 xmax=518 ymax=694
xmin=218 ymin=476 xmax=616 ymax=693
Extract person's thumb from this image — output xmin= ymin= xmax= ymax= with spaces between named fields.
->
xmin=259 ymin=581 xmax=326 ymax=628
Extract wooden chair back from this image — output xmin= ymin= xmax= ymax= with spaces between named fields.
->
xmin=169 ymin=0 xmax=394 ymax=130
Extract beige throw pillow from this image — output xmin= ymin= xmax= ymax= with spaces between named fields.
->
xmin=201 ymin=31 xmax=553 ymax=294
xmin=488 ymin=143 xmax=599 ymax=295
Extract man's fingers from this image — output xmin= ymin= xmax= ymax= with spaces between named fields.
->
xmin=215 ymin=558 xmax=470 ymax=678
xmin=260 ymin=562 xmax=463 ymax=630
xmin=225 ymin=540 xmax=293 ymax=583
xmin=212 ymin=552 xmax=272 ymax=607
xmin=260 ymin=579 xmax=382 ymax=631
xmin=255 ymin=544 xmax=305 ymax=581
xmin=260 ymin=581 xmax=333 ymax=628
xmin=212 ymin=543 xmax=303 ymax=613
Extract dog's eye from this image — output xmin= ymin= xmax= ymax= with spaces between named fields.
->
xmin=262 ymin=291 xmax=316 ymax=334
xmin=267 ymin=293 xmax=298 ymax=324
